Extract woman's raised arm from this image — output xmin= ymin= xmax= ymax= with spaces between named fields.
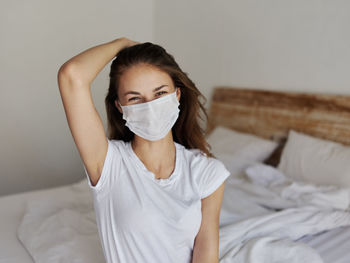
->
xmin=57 ymin=37 xmax=139 ymax=187
xmin=58 ymin=37 xmax=138 ymax=86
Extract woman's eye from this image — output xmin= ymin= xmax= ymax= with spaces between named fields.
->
xmin=127 ymin=91 xmax=167 ymax=102
xmin=156 ymin=91 xmax=167 ymax=96
xmin=128 ymin=97 xmax=140 ymax=101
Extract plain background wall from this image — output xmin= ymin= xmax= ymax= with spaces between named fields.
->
xmin=154 ymin=0 xmax=350 ymax=108
xmin=1 ymin=0 xmax=349 ymax=196
xmin=0 ymin=0 xmax=154 ymax=196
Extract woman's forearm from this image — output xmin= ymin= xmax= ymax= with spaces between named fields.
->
xmin=58 ymin=37 xmax=129 ymax=86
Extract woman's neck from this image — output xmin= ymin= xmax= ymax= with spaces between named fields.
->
xmin=131 ymin=132 xmax=176 ymax=176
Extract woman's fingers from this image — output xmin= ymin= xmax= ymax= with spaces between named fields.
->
xmin=125 ymin=38 xmax=141 ymax=48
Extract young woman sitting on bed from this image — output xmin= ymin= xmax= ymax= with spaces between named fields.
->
xmin=57 ymin=37 xmax=231 ymax=263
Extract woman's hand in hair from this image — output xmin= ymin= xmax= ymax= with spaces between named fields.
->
xmin=115 ymin=37 xmax=141 ymax=49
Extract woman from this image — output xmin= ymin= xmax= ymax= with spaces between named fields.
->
xmin=57 ymin=37 xmax=230 ymax=263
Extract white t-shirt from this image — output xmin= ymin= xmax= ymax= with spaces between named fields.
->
xmin=83 ymin=139 xmax=231 ymax=263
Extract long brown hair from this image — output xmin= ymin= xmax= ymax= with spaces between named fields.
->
xmin=105 ymin=42 xmax=213 ymax=157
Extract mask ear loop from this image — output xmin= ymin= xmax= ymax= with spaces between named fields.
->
xmin=174 ymin=87 xmax=179 ymax=96
xmin=116 ymin=99 xmax=123 ymax=108
xmin=175 ymin=87 xmax=180 ymax=101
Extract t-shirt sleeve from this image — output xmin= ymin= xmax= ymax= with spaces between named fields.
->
xmin=82 ymin=138 xmax=120 ymax=195
xmin=194 ymin=155 xmax=231 ymax=199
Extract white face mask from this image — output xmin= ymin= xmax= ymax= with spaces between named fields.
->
xmin=118 ymin=89 xmax=180 ymax=141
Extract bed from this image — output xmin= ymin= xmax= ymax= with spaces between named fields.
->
xmin=206 ymin=86 xmax=350 ymax=263
xmin=0 ymin=179 xmax=105 ymax=263
xmin=0 ymin=183 xmax=83 ymax=263
xmin=1 ymin=86 xmax=350 ymax=263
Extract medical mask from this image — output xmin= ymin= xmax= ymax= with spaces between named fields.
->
xmin=118 ymin=89 xmax=180 ymax=141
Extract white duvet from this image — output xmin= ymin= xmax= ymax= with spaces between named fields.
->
xmin=219 ymin=163 xmax=350 ymax=263
xmin=17 ymin=163 xmax=350 ymax=263
xmin=17 ymin=181 xmax=105 ymax=263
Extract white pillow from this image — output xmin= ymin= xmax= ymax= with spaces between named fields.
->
xmin=277 ymin=130 xmax=350 ymax=187
xmin=215 ymin=154 xmax=260 ymax=178
xmin=206 ymin=126 xmax=278 ymax=163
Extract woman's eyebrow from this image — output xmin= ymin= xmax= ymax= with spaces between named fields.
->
xmin=153 ymin=85 xmax=168 ymax=92
xmin=123 ymin=85 xmax=169 ymax=96
xmin=123 ymin=91 xmax=140 ymax=96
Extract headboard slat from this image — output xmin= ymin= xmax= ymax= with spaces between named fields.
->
xmin=207 ymin=87 xmax=350 ymax=146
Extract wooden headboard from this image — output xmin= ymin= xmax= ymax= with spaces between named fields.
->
xmin=206 ymin=86 xmax=350 ymax=165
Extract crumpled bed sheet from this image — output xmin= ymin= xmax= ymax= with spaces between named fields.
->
xmin=17 ymin=163 xmax=350 ymax=263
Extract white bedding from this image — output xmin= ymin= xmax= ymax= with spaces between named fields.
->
xmin=1 ymin=163 xmax=350 ymax=263
xmin=219 ymin=163 xmax=350 ymax=262
xmin=0 ymin=192 xmax=34 ymax=263
xmin=16 ymin=180 xmax=105 ymax=263
xmin=0 ymin=182 xmax=88 ymax=263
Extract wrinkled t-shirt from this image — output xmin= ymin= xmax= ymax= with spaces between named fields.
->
xmin=83 ymin=139 xmax=231 ymax=263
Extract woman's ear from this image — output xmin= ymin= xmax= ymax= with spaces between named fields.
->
xmin=115 ymin=100 xmax=123 ymax=114
xmin=176 ymin=87 xmax=181 ymax=102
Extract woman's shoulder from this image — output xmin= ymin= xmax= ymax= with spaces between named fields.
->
xmin=177 ymin=142 xmax=223 ymax=169
xmin=108 ymin=138 xmax=127 ymax=145
xmin=106 ymin=138 xmax=130 ymax=153
xmin=178 ymin=143 xmax=231 ymax=198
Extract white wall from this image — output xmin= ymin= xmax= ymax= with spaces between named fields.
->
xmin=2 ymin=0 xmax=350 ymax=196
xmin=0 ymin=0 xmax=154 ymax=196
xmin=154 ymin=0 xmax=350 ymax=110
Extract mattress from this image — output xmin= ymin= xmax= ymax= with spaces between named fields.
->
xmin=1 ymin=178 xmax=350 ymax=263
xmin=299 ymin=225 xmax=350 ymax=263
xmin=0 ymin=182 xmax=82 ymax=263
